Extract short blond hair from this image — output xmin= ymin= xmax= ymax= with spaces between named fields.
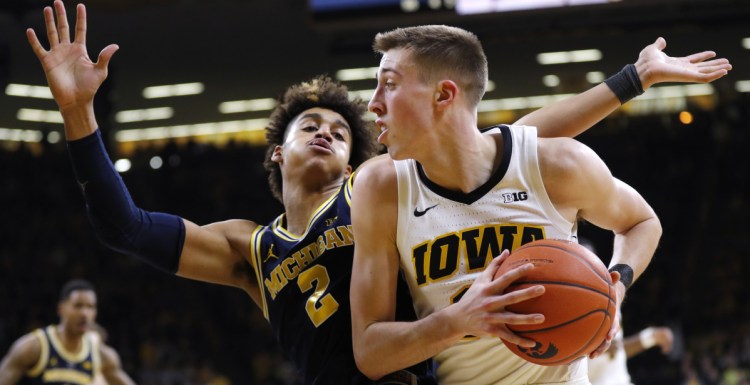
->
xmin=373 ymin=25 xmax=488 ymax=106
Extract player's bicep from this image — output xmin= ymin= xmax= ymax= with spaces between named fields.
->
xmin=177 ymin=219 xmax=259 ymax=293
xmin=580 ymin=177 xmax=656 ymax=235
xmin=561 ymin=144 xmax=655 ymax=234
xmin=350 ymin=162 xmax=401 ymax=330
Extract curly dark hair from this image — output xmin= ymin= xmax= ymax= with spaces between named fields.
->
xmin=263 ymin=75 xmax=378 ymax=203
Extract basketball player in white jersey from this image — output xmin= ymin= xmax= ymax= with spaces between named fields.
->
xmin=349 ymin=25 xmax=728 ymax=385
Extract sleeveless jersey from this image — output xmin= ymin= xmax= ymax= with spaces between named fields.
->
xmin=22 ymin=325 xmax=101 ymax=385
xmin=249 ymin=175 xmax=431 ymax=385
xmin=394 ymin=125 xmax=588 ymax=385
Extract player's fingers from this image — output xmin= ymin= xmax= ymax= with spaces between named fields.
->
xmin=684 ymin=51 xmax=716 ymax=63
xmin=609 ymin=270 xmax=621 ymax=286
xmin=498 ymin=285 xmax=545 ymax=307
xmin=653 ymin=37 xmax=666 ymax=51
xmin=54 ymin=0 xmax=71 ymax=44
xmin=75 ymin=3 xmax=86 ymax=45
xmin=491 ymin=262 xmax=534 ymax=289
xmin=489 ymin=311 xmax=544 ymax=326
xmin=26 ymin=28 xmax=48 ymax=59
xmin=96 ymin=44 xmax=119 ymax=70
xmin=589 ymin=338 xmax=613 ymax=359
xmin=482 ymin=250 xmax=509 ymax=281
xmin=496 ymin=249 xmax=510 ymax=263
xmin=43 ymin=6 xmax=59 ymax=48
xmin=697 ymin=60 xmax=731 ymax=71
xmin=699 ymin=70 xmax=729 ymax=83
xmin=498 ymin=331 xmax=537 ymax=348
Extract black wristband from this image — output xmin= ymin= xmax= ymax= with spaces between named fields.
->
xmin=603 ymin=64 xmax=644 ymax=104
xmin=609 ymin=264 xmax=634 ymax=289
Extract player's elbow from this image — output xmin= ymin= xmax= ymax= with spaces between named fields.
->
xmin=640 ymin=211 xmax=662 ymax=244
xmin=354 ymin=355 xmax=386 ymax=380
xmin=352 ymin=336 xmax=386 ymax=380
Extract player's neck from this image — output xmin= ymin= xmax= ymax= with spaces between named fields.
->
xmin=419 ymin=130 xmax=500 ymax=193
xmin=282 ymin=179 xmax=342 ymax=235
xmin=54 ymin=324 xmax=85 ymax=354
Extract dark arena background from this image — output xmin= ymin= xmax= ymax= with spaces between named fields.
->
xmin=1 ymin=0 xmax=748 ymax=384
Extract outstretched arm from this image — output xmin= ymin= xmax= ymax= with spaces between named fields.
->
xmin=27 ymin=1 xmax=260 ymax=301
xmin=518 ymin=37 xmax=732 ymax=138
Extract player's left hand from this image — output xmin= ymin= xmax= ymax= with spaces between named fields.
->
xmin=635 ymin=37 xmax=732 ymax=90
xmin=588 ymin=271 xmax=624 ymax=359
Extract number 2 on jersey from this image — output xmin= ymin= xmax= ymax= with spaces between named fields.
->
xmin=297 ymin=265 xmax=339 ymax=327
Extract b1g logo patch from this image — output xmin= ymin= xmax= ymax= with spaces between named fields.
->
xmin=503 ymin=191 xmax=528 ymax=203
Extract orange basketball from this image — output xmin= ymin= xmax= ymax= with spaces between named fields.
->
xmin=494 ymin=239 xmax=615 ymax=366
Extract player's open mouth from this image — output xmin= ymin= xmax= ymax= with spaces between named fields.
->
xmin=375 ymin=119 xmax=386 ymax=132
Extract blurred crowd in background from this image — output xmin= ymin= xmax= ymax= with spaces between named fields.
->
xmin=1 ymin=91 xmax=748 ymax=385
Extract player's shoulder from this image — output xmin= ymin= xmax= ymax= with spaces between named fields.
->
xmin=537 ymin=136 xmax=596 ymax=172
xmin=352 ymin=153 xmax=396 ymax=187
xmin=4 ymin=330 xmax=43 ymax=368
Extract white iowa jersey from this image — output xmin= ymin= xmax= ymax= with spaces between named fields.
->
xmin=394 ymin=125 xmax=588 ymax=385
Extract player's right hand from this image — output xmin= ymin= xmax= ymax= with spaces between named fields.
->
xmin=26 ymin=0 xmax=118 ymax=111
xmin=446 ymin=250 xmax=545 ymax=348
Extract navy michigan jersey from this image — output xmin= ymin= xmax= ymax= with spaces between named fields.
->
xmin=250 ymin=175 xmax=432 ymax=385
xmin=21 ymin=325 xmax=101 ymax=385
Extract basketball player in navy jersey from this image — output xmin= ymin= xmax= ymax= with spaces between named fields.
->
xmin=26 ymin=1 xmax=731 ymax=384
xmin=349 ymin=25 xmax=731 ymax=385
xmin=0 ymin=279 xmax=135 ymax=385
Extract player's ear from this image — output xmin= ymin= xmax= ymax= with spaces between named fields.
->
xmin=435 ymin=80 xmax=458 ymax=107
xmin=344 ymin=164 xmax=353 ymax=178
xmin=271 ymin=145 xmax=284 ymax=164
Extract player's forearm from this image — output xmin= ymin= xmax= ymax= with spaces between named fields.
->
xmin=354 ymin=312 xmax=461 ymax=380
xmin=611 ymin=215 xmax=662 ymax=286
xmin=61 ymin=102 xmax=99 ymax=141
xmin=622 ymin=333 xmax=647 ymax=358
xmin=515 ymin=83 xmax=620 ymax=138
xmin=67 ymin=130 xmax=185 ymax=273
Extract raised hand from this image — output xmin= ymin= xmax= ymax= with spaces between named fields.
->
xmin=26 ymin=0 xmax=118 ymax=112
xmin=636 ymin=37 xmax=732 ymax=89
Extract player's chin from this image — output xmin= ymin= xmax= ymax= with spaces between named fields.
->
xmin=385 ymin=146 xmax=410 ymax=161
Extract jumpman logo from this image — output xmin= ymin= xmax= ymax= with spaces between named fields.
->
xmin=264 ymin=244 xmax=279 ymax=263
